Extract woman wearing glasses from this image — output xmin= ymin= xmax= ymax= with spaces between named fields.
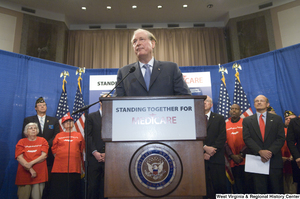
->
xmin=15 ymin=122 xmax=49 ymax=199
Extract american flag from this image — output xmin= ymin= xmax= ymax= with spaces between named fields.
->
xmin=55 ymin=81 xmax=70 ymax=132
xmin=72 ymin=82 xmax=85 ymax=138
xmin=72 ymin=78 xmax=86 ymax=169
xmin=217 ymin=79 xmax=231 ymax=120
xmin=216 ymin=69 xmax=234 ymax=185
xmin=233 ymin=72 xmax=253 ymax=118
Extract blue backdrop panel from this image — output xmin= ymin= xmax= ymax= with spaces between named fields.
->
xmin=0 ymin=43 xmax=300 ymax=198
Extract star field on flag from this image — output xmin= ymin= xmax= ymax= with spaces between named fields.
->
xmin=217 ymin=80 xmax=231 ymax=120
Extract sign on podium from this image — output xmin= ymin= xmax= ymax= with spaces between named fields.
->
xmin=100 ymin=95 xmax=207 ymax=198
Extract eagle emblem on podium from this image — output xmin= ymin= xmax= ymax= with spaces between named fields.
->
xmin=145 ymin=161 xmax=166 ymax=180
xmin=129 ymin=143 xmax=183 ymax=197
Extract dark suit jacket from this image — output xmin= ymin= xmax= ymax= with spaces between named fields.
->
xmin=204 ymin=112 xmax=226 ymax=165
xmin=287 ymin=117 xmax=300 ymax=159
xmin=22 ymin=115 xmax=59 ymax=146
xmin=287 ymin=117 xmax=300 ymax=181
xmin=22 ymin=115 xmax=59 ymax=166
xmin=242 ymin=112 xmax=285 ymax=169
xmin=113 ymin=60 xmax=191 ymax=96
xmin=85 ymin=110 xmax=105 ymax=165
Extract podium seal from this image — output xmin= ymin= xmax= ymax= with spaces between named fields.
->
xmin=129 ymin=143 xmax=183 ymax=198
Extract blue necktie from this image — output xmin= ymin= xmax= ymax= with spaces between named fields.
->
xmin=143 ymin=64 xmax=151 ymax=90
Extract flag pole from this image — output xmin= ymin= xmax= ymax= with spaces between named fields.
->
xmin=75 ymin=67 xmax=88 ymax=199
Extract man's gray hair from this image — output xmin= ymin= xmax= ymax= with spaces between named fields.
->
xmin=131 ymin=29 xmax=157 ymax=44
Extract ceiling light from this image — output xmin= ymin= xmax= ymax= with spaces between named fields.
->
xmin=132 ymin=5 xmax=137 ymax=9
xmin=183 ymin=5 xmax=188 ymax=8
xmin=107 ymin=6 xmax=112 ymax=10
xmin=207 ymin=4 xmax=213 ymax=8
xmin=157 ymin=5 xmax=162 ymax=9
xmin=81 ymin=7 xmax=86 ymax=10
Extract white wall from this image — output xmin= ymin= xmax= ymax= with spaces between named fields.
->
xmin=277 ymin=5 xmax=300 ymax=47
xmin=0 ymin=13 xmax=16 ymax=52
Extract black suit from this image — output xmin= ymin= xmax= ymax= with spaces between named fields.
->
xmin=85 ymin=110 xmax=106 ymax=199
xmin=114 ymin=60 xmax=191 ymax=96
xmin=204 ymin=112 xmax=227 ymax=197
xmin=22 ymin=115 xmax=60 ymax=166
xmin=243 ymin=112 xmax=285 ymax=193
xmin=287 ymin=118 xmax=300 ymax=186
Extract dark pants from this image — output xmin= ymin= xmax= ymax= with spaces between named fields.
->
xmin=205 ymin=161 xmax=227 ymax=199
xmin=232 ymin=165 xmax=245 ymax=194
xmin=252 ymin=168 xmax=284 ymax=194
xmin=42 ymin=166 xmax=52 ymax=199
xmin=49 ymin=173 xmax=81 ymax=199
xmin=88 ymin=162 xmax=106 ymax=199
xmin=244 ymin=172 xmax=255 ymax=194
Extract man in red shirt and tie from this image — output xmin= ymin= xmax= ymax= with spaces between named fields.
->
xmin=242 ymin=95 xmax=285 ymax=193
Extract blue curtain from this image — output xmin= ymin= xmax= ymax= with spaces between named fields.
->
xmin=1 ymin=43 xmax=300 ymax=198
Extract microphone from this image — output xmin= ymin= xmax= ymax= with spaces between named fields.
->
xmin=72 ymin=66 xmax=136 ymax=115
xmin=129 ymin=66 xmax=136 ymax=73
xmin=104 ymin=66 xmax=135 ymax=97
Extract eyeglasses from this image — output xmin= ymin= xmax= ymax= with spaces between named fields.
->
xmin=132 ymin=37 xmax=148 ymax=45
xmin=254 ymin=100 xmax=266 ymax=103
xmin=36 ymin=104 xmax=46 ymax=107
xmin=28 ymin=126 xmax=38 ymax=130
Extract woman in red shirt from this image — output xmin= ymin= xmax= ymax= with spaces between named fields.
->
xmin=49 ymin=115 xmax=85 ymax=199
xmin=15 ymin=122 xmax=49 ymax=199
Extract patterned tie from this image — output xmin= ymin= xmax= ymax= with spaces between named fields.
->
xmin=259 ymin=114 xmax=265 ymax=141
xmin=143 ymin=64 xmax=151 ymax=91
xmin=40 ymin=117 xmax=44 ymax=134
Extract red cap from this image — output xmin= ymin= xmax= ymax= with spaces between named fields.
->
xmin=61 ymin=115 xmax=74 ymax=123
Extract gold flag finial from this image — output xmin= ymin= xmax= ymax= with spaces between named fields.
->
xmin=76 ymin=67 xmax=85 ymax=93
xmin=218 ymin=64 xmax=228 ymax=87
xmin=232 ymin=63 xmax=242 ymax=83
xmin=60 ymin=71 xmax=69 ymax=92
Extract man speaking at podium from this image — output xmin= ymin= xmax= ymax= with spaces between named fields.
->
xmin=113 ymin=29 xmax=191 ymax=97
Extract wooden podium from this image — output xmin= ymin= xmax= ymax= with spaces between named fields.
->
xmin=100 ymin=95 xmax=207 ymax=198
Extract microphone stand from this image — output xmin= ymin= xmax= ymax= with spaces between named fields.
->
xmin=83 ymin=109 xmax=88 ymax=199
xmin=72 ymin=66 xmax=136 ymax=115
xmin=71 ymin=66 xmax=135 ymax=199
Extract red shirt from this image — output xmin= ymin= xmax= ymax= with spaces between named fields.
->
xmin=51 ymin=131 xmax=85 ymax=173
xmin=15 ymin=137 xmax=49 ymax=185
xmin=226 ymin=118 xmax=246 ymax=167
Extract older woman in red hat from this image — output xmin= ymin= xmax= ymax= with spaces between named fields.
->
xmin=49 ymin=115 xmax=85 ymax=199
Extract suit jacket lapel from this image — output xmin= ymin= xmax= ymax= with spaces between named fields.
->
xmin=251 ymin=113 xmax=263 ymax=141
xmin=133 ymin=62 xmax=147 ymax=90
xmin=150 ymin=60 xmax=162 ymax=89
xmin=44 ymin=116 xmax=51 ymax=132
xmin=207 ymin=112 xmax=214 ymax=129
xmin=35 ymin=115 xmax=43 ymax=136
xmin=264 ymin=112 xmax=273 ymax=140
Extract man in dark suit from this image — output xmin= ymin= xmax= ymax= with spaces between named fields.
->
xmin=203 ymin=96 xmax=227 ymax=198
xmin=287 ymin=116 xmax=300 ymax=193
xmin=22 ymin=97 xmax=59 ymax=198
xmin=22 ymin=97 xmax=60 ymax=163
xmin=85 ymin=95 xmax=108 ymax=199
xmin=113 ymin=29 xmax=191 ymax=97
xmin=243 ymin=95 xmax=285 ymax=193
